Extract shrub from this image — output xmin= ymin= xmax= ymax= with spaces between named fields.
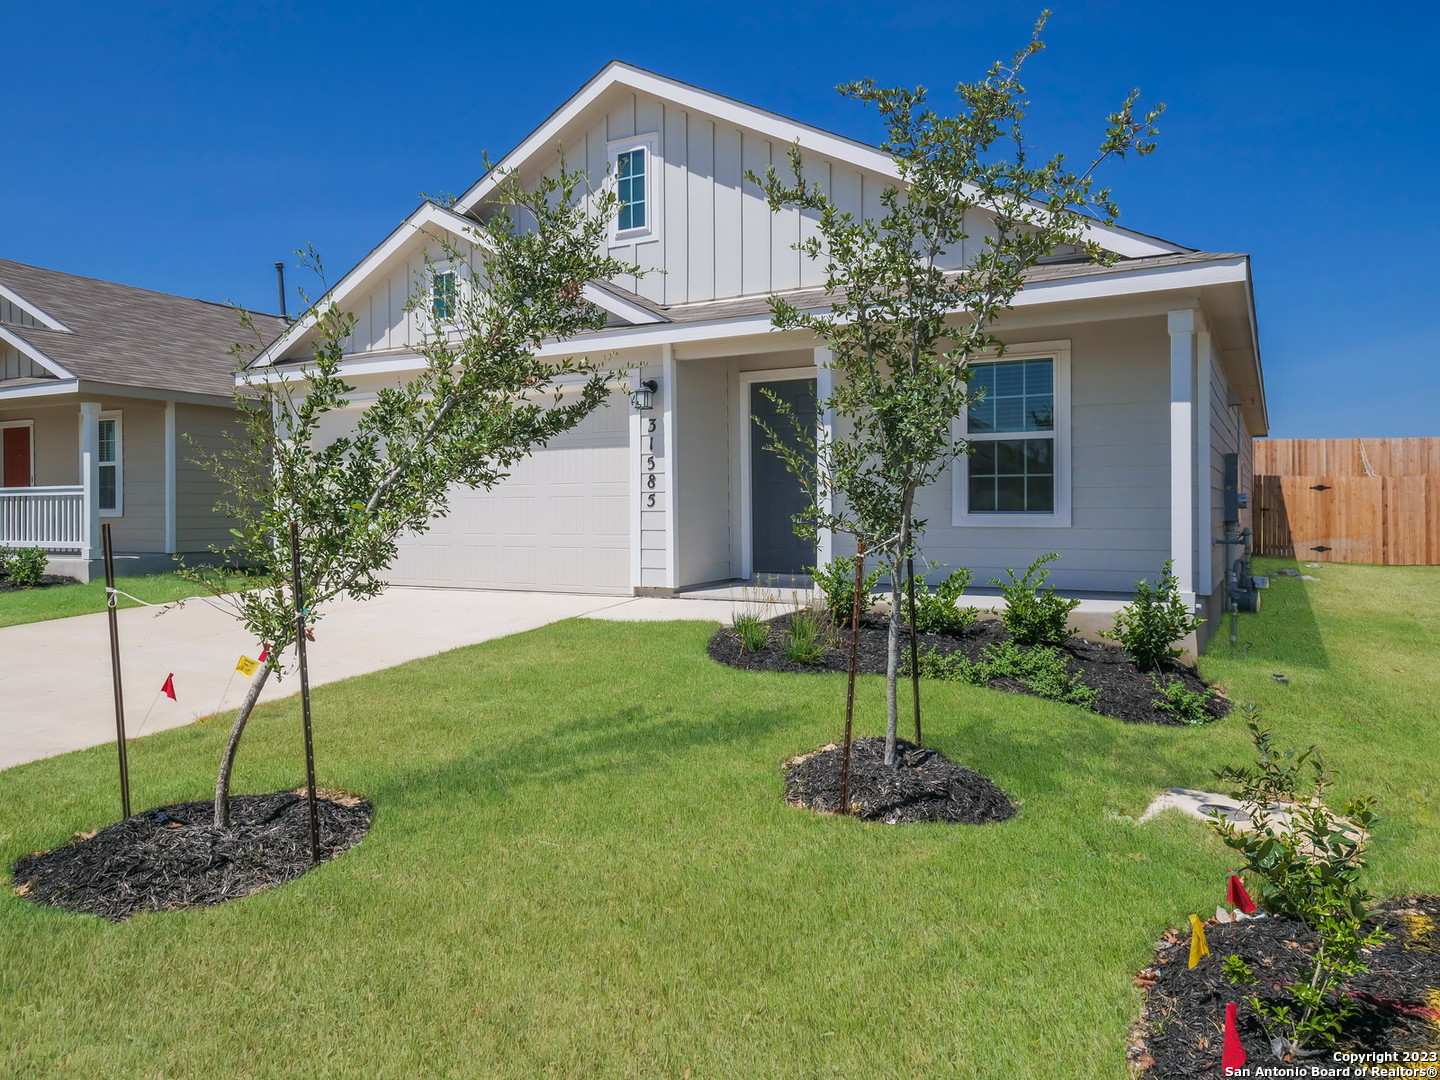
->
xmin=782 ymin=606 xmax=831 ymax=665
xmin=1211 ymin=709 xmax=1386 ymax=1056
xmin=1149 ymin=675 xmax=1216 ymax=724
xmin=810 ymin=556 xmax=882 ymax=625
xmin=906 ymin=638 xmax=1097 ymax=709
xmin=990 ymin=553 xmax=1080 ymax=646
xmin=902 ymin=565 xmax=978 ymax=636
xmin=0 ymin=548 xmax=11 ymax=579
xmin=4 ymin=547 xmax=48 ymax=587
xmin=732 ymin=613 xmax=770 ymax=652
xmin=1104 ymin=559 xmax=1202 ymax=670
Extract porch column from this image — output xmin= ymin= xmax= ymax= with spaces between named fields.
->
xmin=78 ymin=400 xmax=102 ymax=561
xmin=1167 ymin=311 xmax=1197 ymax=608
xmin=814 ymin=347 xmax=834 ymax=569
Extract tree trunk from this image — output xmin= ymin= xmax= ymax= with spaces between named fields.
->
xmin=213 ymin=661 xmax=276 ymax=826
xmin=884 ymin=560 xmax=902 ymax=767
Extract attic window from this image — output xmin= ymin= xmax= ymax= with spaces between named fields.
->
xmin=431 ymin=269 xmax=457 ymax=320
xmin=608 ymin=134 xmax=658 ymax=245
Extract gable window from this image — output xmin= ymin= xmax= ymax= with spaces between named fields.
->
xmin=616 ymin=149 xmax=646 ymax=231
xmin=98 ymin=412 xmax=122 ymax=515
xmin=952 ymin=343 xmax=1071 ymax=527
xmin=607 ymin=134 xmax=658 ymax=245
xmin=431 ymin=269 xmax=457 ymax=321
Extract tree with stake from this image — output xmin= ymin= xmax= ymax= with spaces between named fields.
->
xmin=749 ymin=14 xmax=1163 ymax=766
xmin=182 ymin=167 xmax=639 ymax=826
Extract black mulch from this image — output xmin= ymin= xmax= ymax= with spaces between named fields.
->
xmin=9 ymin=791 xmax=371 ymax=921
xmin=1132 ymin=897 xmax=1440 ymax=1076
xmin=708 ymin=612 xmax=1229 ymax=726
xmin=783 ymin=736 xmax=1017 ymax=824
xmin=0 ymin=574 xmax=81 ymax=592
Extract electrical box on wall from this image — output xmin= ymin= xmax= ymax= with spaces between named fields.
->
xmin=1222 ymin=452 xmax=1241 ymax=523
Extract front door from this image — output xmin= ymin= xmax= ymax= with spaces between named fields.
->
xmin=750 ymin=378 xmax=817 ymax=575
xmin=1 ymin=425 xmax=32 ymax=487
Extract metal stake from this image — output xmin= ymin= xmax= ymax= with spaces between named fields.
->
xmin=840 ymin=542 xmax=864 ymax=814
xmin=102 ymin=524 xmax=131 ymax=820
xmin=289 ymin=521 xmax=320 ymax=866
xmin=907 ymin=555 xmax=922 ymax=748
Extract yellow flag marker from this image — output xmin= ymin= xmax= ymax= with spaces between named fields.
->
xmin=1188 ymin=913 xmax=1210 ymax=968
xmin=235 ymin=655 xmax=260 ymax=677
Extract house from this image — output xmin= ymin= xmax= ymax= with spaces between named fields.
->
xmin=245 ymin=63 xmax=1266 ymax=642
xmin=0 ymin=259 xmax=287 ymax=580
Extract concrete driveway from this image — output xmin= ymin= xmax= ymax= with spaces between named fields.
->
xmin=0 ymin=588 xmax=730 ymax=770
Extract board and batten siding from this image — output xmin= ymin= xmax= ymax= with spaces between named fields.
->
xmin=0 ymin=298 xmax=41 ymax=328
xmin=1 ymin=342 xmax=49 ymax=381
xmin=336 ymin=238 xmax=482 ymax=358
xmin=503 ymin=88 xmax=984 ymax=308
xmin=174 ymin=403 xmax=242 ymax=552
xmin=830 ymin=316 xmax=1173 ymax=596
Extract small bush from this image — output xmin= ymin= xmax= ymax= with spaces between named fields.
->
xmin=906 ymin=644 xmax=985 ymax=684
xmin=811 ymin=556 xmax=882 ymax=625
xmin=782 ymin=607 xmax=831 ymax=664
xmin=1149 ymin=675 xmax=1216 ymax=724
xmin=990 ymin=553 xmax=1079 ymax=646
xmin=903 ymin=565 xmax=978 ymax=636
xmin=1212 ymin=709 xmax=1386 ymax=1056
xmin=3 ymin=547 xmax=48 ymax=587
xmin=1104 ymin=559 xmax=1202 ymax=670
xmin=732 ymin=613 xmax=770 ymax=652
xmin=906 ymin=638 xmax=1097 ymax=709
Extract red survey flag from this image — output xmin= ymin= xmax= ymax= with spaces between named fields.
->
xmin=1227 ymin=873 xmax=1257 ymax=914
xmin=161 ymin=674 xmax=176 ymax=701
xmin=258 ymin=644 xmax=270 ymax=663
xmin=1222 ymin=1003 xmax=1247 ymax=1072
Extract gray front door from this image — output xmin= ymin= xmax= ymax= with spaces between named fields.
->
xmin=751 ymin=378 xmax=817 ymax=575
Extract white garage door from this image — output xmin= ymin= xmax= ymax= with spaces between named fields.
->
xmin=389 ymin=403 xmax=630 ymax=593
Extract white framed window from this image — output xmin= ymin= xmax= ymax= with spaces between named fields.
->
xmin=430 ymin=265 xmax=457 ymax=321
xmin=607 ymin=134 xmax=658 ymax=245
xmin=98 ymin=411 xmax=122 ymax=515
xmin=952 ymin=342 xmax=1071 ymax=528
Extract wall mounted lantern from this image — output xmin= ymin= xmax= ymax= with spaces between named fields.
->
xmin=632 ymin=378 xmax=658 ymax=411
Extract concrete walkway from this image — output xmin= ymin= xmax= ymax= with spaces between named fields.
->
xmin=0 ymin=588 xmax=733 ymax=770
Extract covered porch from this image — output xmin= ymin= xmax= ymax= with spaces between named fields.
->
xmin=0 ymin=392 xmax=178 ymax=580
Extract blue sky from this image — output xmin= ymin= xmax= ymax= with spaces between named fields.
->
xmin=5 ymin=1 xmax=1436 ymax=437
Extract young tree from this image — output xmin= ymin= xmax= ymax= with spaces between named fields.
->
xmin=184 ymin=167 xmax=639 ymax=825
xmin=750 ymin=14 xmax=1163 ymax=766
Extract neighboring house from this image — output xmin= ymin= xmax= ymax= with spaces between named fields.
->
xmin=246 ymin=62 xmax=1266 ymax=639
xmin=0 ymin=259 xmax=287 ymax=580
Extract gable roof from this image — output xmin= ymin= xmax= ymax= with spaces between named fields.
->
xmin=454 ymin=60 xmax=1191 ymax=260
xmin=248 ymin=201 xmax=666 ymax=368
xmin=0 ymin=259 xmax=287 ymax=399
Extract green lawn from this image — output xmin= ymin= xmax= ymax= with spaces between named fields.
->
xmin=2 ymin=558 xmax=1436 ymax=1079
xmin=0 ymin=572 xmax=245 ymax=629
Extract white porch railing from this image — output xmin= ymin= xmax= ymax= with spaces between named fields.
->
xmin=0 ymin=486 xmax=87 ymax=554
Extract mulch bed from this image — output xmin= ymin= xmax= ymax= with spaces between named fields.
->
xmin=783 ymin=736 xmax=1017 ymax=824
xmin=0 ymin=574 xmax=81 ymax=592
xmin=709 ymin=612 xmax=1228 ymax=726
xmin=1132 ymin=897 xmax=1440 ymax=1075
xmin=10 ymin=791 xmax=371 ymax=921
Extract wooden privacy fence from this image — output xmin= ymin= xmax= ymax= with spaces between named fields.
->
xmin=1254 ymin=438 xmax=1440 ymax=565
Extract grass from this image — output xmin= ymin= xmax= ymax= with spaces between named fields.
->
xmin=1 ymin=556 xmax=1436 ymax=1078
xmin=0 ymin=571 xmax=247 ymax=629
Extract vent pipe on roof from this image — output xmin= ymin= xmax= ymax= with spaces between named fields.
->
xmin=275 ymin=262 xmax=289 ymax=322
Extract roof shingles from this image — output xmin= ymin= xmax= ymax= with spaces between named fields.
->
xmin=0 ymin=259 xmax=287 ymax=398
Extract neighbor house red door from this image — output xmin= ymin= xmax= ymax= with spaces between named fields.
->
xmin=2 ymin=426 xmax=32 ymax=487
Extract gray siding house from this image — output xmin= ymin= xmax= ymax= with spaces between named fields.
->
xmin=247 ymin=63 xmax=1266 ymax=641
xmin=0 ymin=259 xmax=286 ymax=579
